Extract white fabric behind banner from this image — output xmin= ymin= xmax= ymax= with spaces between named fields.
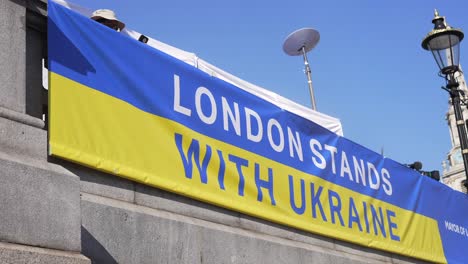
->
xmin=52 ymin=0 xmax=343 ymax=136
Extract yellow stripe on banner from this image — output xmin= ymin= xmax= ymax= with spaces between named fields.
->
xmin=49 ymin=72 xmax=446 ymax=263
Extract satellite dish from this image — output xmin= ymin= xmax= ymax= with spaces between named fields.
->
xmin=283 ymin=28 xmax=320 ymax=110
xmin=283 ymin=28 xmax=320 ymax=56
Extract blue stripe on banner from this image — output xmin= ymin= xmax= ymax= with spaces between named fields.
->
xmin=48 ymin=2 xmax=468 ymax=262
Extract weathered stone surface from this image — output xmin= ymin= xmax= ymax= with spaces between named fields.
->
xmin=135 ymin=183 xmax=240 ymax=227
xmin=0 ymin=155 xmax=82 ymax=252
xmin=25 ymin=15 xmax=47 ymax=120
xmin=81 ymin=193 xmax=401 ymax=264
xmin=333 ymin=239 xmax=392 ymax=263
xmin=391 ymin=253 xmax=428 ymax=264
xmin=0 ymin=242 xmax=90 ymax=264
xmin=239 ymin=214 xmax=335 ymax=250
xmin=60 ymin=159 xmax=136 ymax=203
xmin=0 ymin=117 xmax=46 ymax=160
xmin=0 ymin=0 xmax=26 ymax=113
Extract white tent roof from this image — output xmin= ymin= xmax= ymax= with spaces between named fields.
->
xmin=53 ymin=0 xmax=343 ymax=136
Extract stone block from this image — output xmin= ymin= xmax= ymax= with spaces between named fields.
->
xmin=0 ymin=155 xmax=81 ymax=252
xmin=391 ymin=253 xmax=429 ymax=264
xmin=81 ymin=193 xmax=386 ymax=264
xmin=59 ymin=159 xmax=135 ymax=203
xmin=0 ymin=0 xmax=26 ymax=113
xmin=82 ymin=193 xmax=198 ymax=264
xmin=333 ymin=239 xmax=393 ymax=263
xmin=0 ymin=117 xmax=46 ymax=160
xmin=0 ymin=242 xmax=90 ymax=264
xmin=25 ymin=16 xmax=46 ymax=120
xmin=239 ymin=214 xmax=335 ymax=250
xmin=135 ymin=183 xmax=240 ymax=228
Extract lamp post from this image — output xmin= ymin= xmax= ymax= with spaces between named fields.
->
xmin=421 ymin=10 xmax=468 ymax=190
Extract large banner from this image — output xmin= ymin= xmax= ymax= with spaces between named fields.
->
xmin=48 ymin=2 xmax=468 ymax=263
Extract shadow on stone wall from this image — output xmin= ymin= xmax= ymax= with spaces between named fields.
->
xmin=81 ymin=226 xmax=117 ymax=264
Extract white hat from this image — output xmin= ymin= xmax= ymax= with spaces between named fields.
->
xmin=91 ymin=9 xmax=125 ymax=30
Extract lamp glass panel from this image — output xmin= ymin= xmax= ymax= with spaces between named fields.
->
xmin=428 ymin=34 xmax=461 ymax=70
xmin=430 ymin=49 xmax=446 ymax=70
xmin=428 ymin=33 xmax=460 ymax=50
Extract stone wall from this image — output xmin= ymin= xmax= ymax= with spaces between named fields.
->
xmin=0 ymin=0 xmax=88 ymax=262
xmin=0 ymin=0 xmax=428 ymax=263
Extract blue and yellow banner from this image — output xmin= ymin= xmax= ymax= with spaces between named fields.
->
xmin=48 ymin=2 xmax=468 ymax=263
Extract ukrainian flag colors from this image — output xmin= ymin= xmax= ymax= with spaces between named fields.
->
xmin=48 ymin=1 xmax=468 ymax=263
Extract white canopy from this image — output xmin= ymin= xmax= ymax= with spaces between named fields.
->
xmin=53 ymin=0 xmax=343 ymax=136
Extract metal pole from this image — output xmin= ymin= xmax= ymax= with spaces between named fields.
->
xmin=448 ymin=77 xmax=468 ymax=190
xmin=301 ymin=46 xmax=317 ymax=110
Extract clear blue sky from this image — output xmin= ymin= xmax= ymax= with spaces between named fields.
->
xmin=69 ymin=0 xmax=468 ymax=173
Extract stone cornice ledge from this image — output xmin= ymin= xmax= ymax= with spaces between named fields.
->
xmin=0 ymin=106 xmax=45 ymax=129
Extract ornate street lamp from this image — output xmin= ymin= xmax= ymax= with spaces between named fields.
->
xmin=422 ymin=10 xmax=468 ymax=190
